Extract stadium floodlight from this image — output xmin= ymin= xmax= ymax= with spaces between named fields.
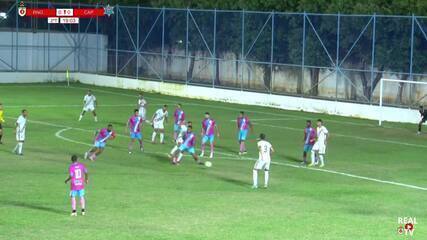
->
xmin=378 ymin=78 xmax=427 ymax=126
xmin=0 ymin=12 xmax=7 ymax=19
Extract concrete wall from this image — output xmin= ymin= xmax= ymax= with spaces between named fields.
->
xmin=0 ymin=31 xmax=108 ymax=72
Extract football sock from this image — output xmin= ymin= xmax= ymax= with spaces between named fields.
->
xmin=80 ymin=197 xmax=86 ymax=209
xmin=160 ymin=133 xmax=164 ymax=143
xmin=71 ymin=197 xmax=76 ymax=210
xmin=210 ymin=143 xmax=214 ymax=154
xmin=201 ymin=144 xmax=206 ymax=152
xmin=78 ymin=115 xmax=83 ymax=121
xmin=419 ymin=124 xmax=422 ymax=132
xmin=253 ymin=170 xmax=258 ymax=187
xmin=13 ymin=144 xmax=18 ymax=153
xmin=240 ymin=142 xmax=245 ymax=152
xmin=0 ymin=133 xmax=3 ymax=142
xmin=170 ymin=145 xmax=178 ymax=155
xmin=128 ymin=142 xmax=133 ymax=152
xmin=94 ymin=116 xmax=98 ymax=122
xmin=173 ymin=132 xmax=177 ymax=140
xmin=18 ymin=142 xmax=23 ymax=154
xmin=311 ymin=150 xmax=316 ymax=163
xmin=177 ymin=153 xmax=183 ymax=162
xmin=319 ymin=155 xmax=324 ymax=165
xmin=151 ymin=132 xmax=156 ymax=142
xmin=264 ymin=170 xmax=269 ymax=186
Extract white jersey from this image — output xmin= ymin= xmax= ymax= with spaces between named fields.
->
xmin=16 ymin=115 xmax=27 ymax=132
xmin=153 ymin=109 xmax=168 ymax=123
xmin=16 ymin=115 xmax=27 ymax=141
xmin=138 ymin=98 xmax=147 ymax=118
xmin=316 ymin=126 xmax=329 ymax=145
xmin=178 ymin=125 xmax=187 ymax=139
xmin=83 ymin=94 xmax=96 ymax=109
xmin=257 ymin=140 xmax=272 ymax=162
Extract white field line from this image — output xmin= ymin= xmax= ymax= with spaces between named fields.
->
xmin=231 ymin=118 xmax=299 ymax=122
xmin=254 ymin=122 xmax=427 ymax=149
xmin=1 ymin=84 xmax=401 ymax=129
xmin=7 ymin=104 xmax=135 ymax=108
xmin=49 ymin=122 xmax=427 ymax=192
xmin=63 ymin=86 xmax=382 ymax=128
xmin=215 ymin=152 xmax=427 ymax=191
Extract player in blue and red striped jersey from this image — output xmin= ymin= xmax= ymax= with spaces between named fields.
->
xmin=302 ymin=120 xmax=316 ymax=165
xmin=170 ymin=125 xmax=199 ymax=165
xmin=237 ymin=111 xmax=253 ymax=155
xmin=173 ymin=104 xmax=185 ymax=140
xmin=84 ymin=124 xmax=115 ymax=161
xmin=126 ymin=109 xmax=143 ymax=154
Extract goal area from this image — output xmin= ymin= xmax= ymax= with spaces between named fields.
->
xmin=379 ymin=78 xmax=427 ymax=126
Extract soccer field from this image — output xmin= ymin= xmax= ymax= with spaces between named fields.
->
xmin=0 ymin=83 xmax=426 ymax=239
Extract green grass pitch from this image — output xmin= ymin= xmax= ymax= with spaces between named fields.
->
xmin=0 ymin=83 xmax=426 ymax=239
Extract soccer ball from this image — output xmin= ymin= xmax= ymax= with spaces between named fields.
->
xmin=204 ymin=161 xmax=212 ymax=167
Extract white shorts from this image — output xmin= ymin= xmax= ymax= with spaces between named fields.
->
xmin=83 ymin=105 xmax=95 ymax=112
xmin=313 ymin=142 xmax=326 ymax=154
xmin=153 ymin=121 xmax=164 ymax=130
xmin=16 ymin=130 xmax=25 ymax=141
xmin=138 ymin=108 xmax=146 ymax=120
xmin=254 ymin=160 xmax=270 ymax=171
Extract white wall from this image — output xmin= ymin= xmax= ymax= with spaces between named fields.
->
xmin=76 ymin=73 xmax=419 ymax=124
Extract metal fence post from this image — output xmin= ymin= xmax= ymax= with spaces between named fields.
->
xmin=96 ymin=13 xmax=99 ymax=74
xmin=136 ymin=5 xmax=140 ymax=80
xmin=270 ymin=11 xmax=274 ymax=94
xmin=185 ymin=8 xmax=189 ymax=84
xmin=15 ymin=0 xmax=19 ymax=71
xmin=161 ymin=7 xmax=165 ymax=82
xmin=409 ymin=14 xmax=415 ymax=81
xmin=301 ymin=12 xmax=306 ymax=95
xmin=213 ymin=8 xmax=217 ymax=88
xmin=77 ymin=2 xmax=81 ymax=72
xmin=115 ymin=4 xmax=119 ymax=77
xmin=370 ymin=13 xmax=376 ymax=103
xmin=335 ymin=13 xmax=340 ymax=100
xmin=241 ymin=9 xmax=245 ymax=91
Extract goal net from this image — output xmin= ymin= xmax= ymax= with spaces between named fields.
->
xmin=378 ymin=78 xmax=427 ymax=126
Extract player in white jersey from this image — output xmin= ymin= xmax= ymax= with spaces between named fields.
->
xmin=253 ymin=133 xmax=274 ymax=189
xmin=151 ymin=105 xmax=168 ymax=144
xmin=79 ymin=90 xmax=98 ymax=122
xmin=169 ymin=121 xmax=192 ymax=159
xmin=310 ymin=119 xmax=329 ymax=167
xmin=13 ymin=109 xmax=28 ymax=155
xmin=137 ymin=93 xmax=148 ymax=120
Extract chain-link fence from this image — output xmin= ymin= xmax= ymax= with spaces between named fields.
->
xmin=1 ymin=1 xmax=427 ymax=107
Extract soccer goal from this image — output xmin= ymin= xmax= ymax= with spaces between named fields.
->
xmin=378 ymin=78 xmax=427 ymax=126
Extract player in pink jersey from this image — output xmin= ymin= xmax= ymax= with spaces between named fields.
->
xmin=173 ymin=104 xmax=185 ymax=140
xmin=126 ymin=109 xmax=144 ymax=154
xmin=84 ymin=124 xmax=115 ymax=161
xmin=65 ymin=155 xmax=88 ymax=216
xmin=237 ymin=111 xmax=253 ymax=155
xmin=200 ymin=112 xmax=220 ymax=158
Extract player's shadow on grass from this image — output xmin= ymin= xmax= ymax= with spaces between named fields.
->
xmin=211 ymin=174 xmax=249 ymax=187
xmin=283 ymin=154 xmax=302 ymax=163
xmin=1 ymin=200 xmax=66 ymax=215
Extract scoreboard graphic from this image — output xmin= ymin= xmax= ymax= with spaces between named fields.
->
xmin=17 ymin=1 xmax=114 ymax=24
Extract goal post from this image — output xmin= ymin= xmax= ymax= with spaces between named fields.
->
xmin=379 ymin=78 xmax=427 ymax=126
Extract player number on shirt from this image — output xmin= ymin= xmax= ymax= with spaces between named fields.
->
xmin=74 ymin=169 xmax=82 ymax=179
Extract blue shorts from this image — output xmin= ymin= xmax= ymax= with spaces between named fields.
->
xmin=202 ymin=135 xmax=215 ymax=144
xmin=174 ymin=124 xmax=180 ymax=132
xmin=94 ymin=141 xmax=106 ymax=148
xmin=70 ymin=189 xmax=85 ymax=197
xmin=238 ymin=129 xmax=248 ymax=141
xmin=130 ymin=132 xmax=142 ymax=140
xmin=303 ymin=144 xmax=313 ymax=153
xmin=179 ymin=144 xmax=195 ymax=154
